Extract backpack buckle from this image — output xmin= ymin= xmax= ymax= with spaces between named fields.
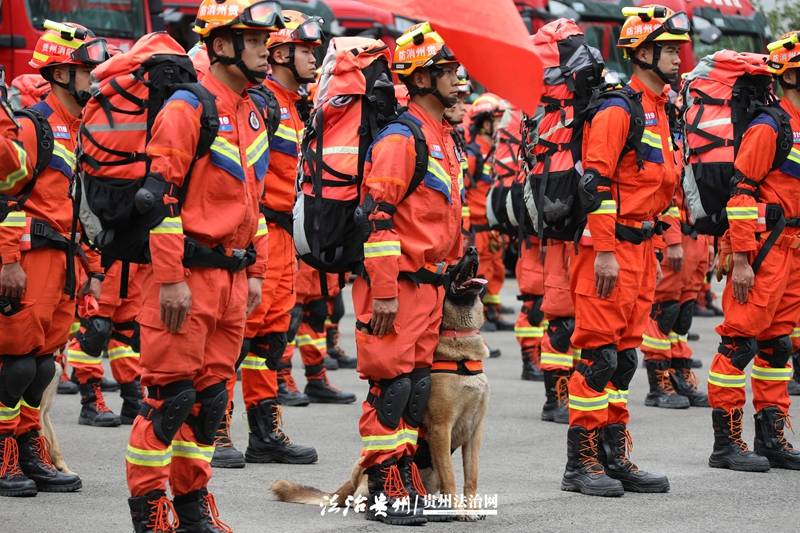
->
xmin=30 ymin=220 xmax=47 ymax=237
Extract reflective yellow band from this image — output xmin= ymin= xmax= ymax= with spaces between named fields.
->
xmin=592 ymin=199 xmax=617 ymax=215
xmin=20 ymin=399 xmax=38 ymax=411
xmin=172 ymin=440 xmax=214 ymax=462
xmin=66 ymin=348 xmax=103 ymax=365
xmin=245 ymin=130 xmax=269 ymax=167
xmin=108 ymin=345 xmax=139 ymax=361
xmin=641 ymin=129 xmax=663 ymax=149
xmin=483 ymin=294 xmax=502 ymax=305
xmin=296 ymin=335 xmax=327 ymax=350
xmin=255 ymin=215 xmax=268 ymax=237
xmin=125 ymin=444 xmax=172 ymax=467
xmin=792 ymin=327 xmax=800 ymax=339
xmin=514 ymin=326 xmax=544 ymax=338
xmin=606 ymin=388 xmax=629 ymax=404
xmin=664 ymin=206 xmax=680 ymax=218
xmin=363 ymin=240 xmax=401 ymax=258
xmin=0 ymin=399 xmax=20 ymax=421
xmin=275 ymin=123 xmax=300 ymax=143
xmin=751 ymin=365 xmax=793 ymax=382
xmin=53 ymin=141 xmax=77 ymax=168
xmin=0 ymin=141 xmax=28 ymax=192
xmin=568 ymin=393 xmax=609 ymax=411
xmin=361 ymin=428 xmax=419 ymax=451
xmin=240 ymin=354 xmax=268 ymax=371
xmin=641 ymin=334 xmax=671 ymax=351
xmin=708 ymin=370 xmax=746 ymax=388
xmin=0 ymin=210 xmax=25 ymax=228
xmin=462 ymin=206 xmax=470 ymax=217
xmin=150 ymin=216 xmax=183 ymax=235
xmin=726 ymin=206 xmax=758 ymax=221
xmin=540 ymin=352 xmax=574 ymax=367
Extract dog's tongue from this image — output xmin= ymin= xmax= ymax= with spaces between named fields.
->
xmin=457 ymin=278 xmax=488 ymax=291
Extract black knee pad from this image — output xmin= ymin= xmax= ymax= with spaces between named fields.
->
xmin=403 ymin=367 xmax=432 ymax=428
xmin=651 ymin=300 xmax=680 ymax=336
xmin=288 ymin=305 xmax=304 ymax=341
xmin=76 ymin=316 xmax=113 ymax=357
xmin=0 ymin=355 xmax=37 ymax=406
xmin=610 ymin=348 xmax=638 ymax=390
xmin=142 ymin=381 xmax=196 ymax=446
xmin=188 ymin=382 xmax=228 ymax=445
xmin=577 ymin=345 xmax=618 ymax=393
xmin=21 ymin=355 xmax=56 ymax=408
xmin=304 ymin=299 xmax=328 ymax=334
xmin=547 ymin=317 xmax=575 ymax=354
xmin=757 ymin=335 xmax=793 ymax=368
xmin=526 ymin=296 xmax=544 ymax=326
xmin=329 ymin=293 xmax=345 ymax=324
xmin=673 ymin=301 xmax=695 ymax=336
xmin=112 ymin=320 xmax=141 ymax=353
xmin=719 ymin=336 xmax=757 ymax=371
xmin=235 ymin=338 xmax=251 ymax=370
xmin=369 ymin=375 xmax=412 ymax=429
xmin=250 ymin=332 xmax=288 ymax=370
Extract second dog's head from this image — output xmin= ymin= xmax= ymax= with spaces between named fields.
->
xmin=442 ymin=247 xmax=487 ymax=331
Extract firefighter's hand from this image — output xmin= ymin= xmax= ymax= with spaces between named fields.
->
xmin=656 ymin=260 xmax=664 ymax=285
xmin=246 ymin=277 xmax=263 ymax=317
xmin=0 ymin=261 xmax=26 ymax=299
xmin=667 ymin=243 xmax=683 ymax=272
xmin=371 ymin=297 xmax=398 ymax=337
xmin=160 ymin=281 xmax=192 ymax=334
xmin=731 ymin=252 xmax=754 ymax=304
xmin=594 ymin=251 xmax=619 ymax=299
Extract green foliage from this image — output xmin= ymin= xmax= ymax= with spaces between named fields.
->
xmin=758 ymin=0 xmax=800 ymax=36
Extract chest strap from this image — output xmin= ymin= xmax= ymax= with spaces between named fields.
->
xmin=431 ymin=360 xmax=484 ymax=375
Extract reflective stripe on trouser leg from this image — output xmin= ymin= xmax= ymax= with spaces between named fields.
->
xmin=240 ymin=351 xmax=278 ymax=409
xmin=752 ymin=356 xmax=792 ymax=413
xmin=169 ymin=423 xmax=215 ymax=496
xmin=107 ymin=339 xmax=142 ymax=385
xmin=65 ymin=338 xmax=105 ymax=383
xmin=640 ymin=318 xmax=671 ymax=362
xmin=16 ymin=399 xmax=41 ymax=435
xmin=359 ymin=399 xmax=419 ymax=469
xmin=540 ymin=334 xmax=574 ymax=371
xmin=126 ymin=411 xmax=173 ymax=496
xmin=605 ymin=385 xmax=630 ymax=426
xmin=671 ymin=334 xmax=692 ymax=359
xmin=0 ymin=400 xmax=21 ymax=434
xmin=296 ymin=323 xmax=326 ymax=370
xmin=567 ymin=372 xmax=609 ymax=430
xmin=707 ymin=354 xmax=747 ymax=411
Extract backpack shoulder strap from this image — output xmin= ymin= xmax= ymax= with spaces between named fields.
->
xmin=752 ymin=105 xmax=793 ymax=170
xmin=247 ymin=85 xmax=281 ymax=140
xmin=171 ymin=83 xmax=220 ymax=159
xmin=465 ymin=141 xmax=485 ymax=186
xmin=8 ymin=107 xmax=54 ymax=208
xmin=393 ymin=116 xmax=429 ymax=201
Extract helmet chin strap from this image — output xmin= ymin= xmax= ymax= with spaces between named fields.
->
xmin=631 ymin=43 xmax=677 ymax=84
xmin=213 ymin=30 xmax=267 ymax=85
xmin=408 ymin=67 xmax=457 ymax=108
xmin=283 ymin=44 xmax=316 ymax=84
xmin=779 ymin=70 xmax=800 ymax=92
xmin=52 ymin=66 xmax=90 ymax=107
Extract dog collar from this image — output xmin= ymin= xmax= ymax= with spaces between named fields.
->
xmin=439 ymin=328 xmax=481 ymax=338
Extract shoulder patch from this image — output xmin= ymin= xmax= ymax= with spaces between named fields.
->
xmin=749 ymin=112 xmax=779 ymax=133
xmin=596 ymin=96 xmax=632 ymax=115
xmin=167 ymin=89 xmax=201 ymax=109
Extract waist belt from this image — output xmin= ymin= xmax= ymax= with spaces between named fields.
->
xmin=680 ymin=222 xmax=697 ymax=237
xmin=471 ymin=224 xmax=491 ymax=233
xmin=615 ymin=219 xmax=668 ymax=245
xmin=259 ymin=205 xmax=293 ymax=235
xmin=29 ymin=219 xmax=80 ymax=296
xmin=399 ymin=262 xmax=449 ymax=286
xmin=516 ymin=294 xmax=542 ymax=302
xmin=183 ymin=237 xmax=256 ymax=272
xmin=751 ymin=204 xmax=800 ymax=275
xmin=431 ymin=360 xmax=484 ymax=375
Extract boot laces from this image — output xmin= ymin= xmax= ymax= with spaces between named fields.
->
xmin=555 ymin=376 xmax=569 ymax=407
xmin=0 ymin=436 xmax=24 ymax=478
xmin=148 ymin=495 xmax=179 ymax=533
xmin=408 ymin=460 xmax=428 ymax=497
xmin=202 ymin=491 xmax=233 ymax=533
xmin=656 ymin=368 xmax=678 ymax=395
xmin=213 ymin=411 xmax=233 ymax=448
xmin=382 ymin=464 xmax=409 ymax=499
xmin=92 ymin=381 xmax=112 ymax=413
xmin=774 ymin=411 xmax=795 ymax=451
xmin=271 ymin=405 xmax=292 ymax=444
xmin=728 ymin=409 xmax=751 ymax=452
xmin=31 ymin=434 xmax=57 ymax=471
xmin=680 ymin=368 xmax=699 ymax=389
xmin=616 ymin=429 xmax=639 ymax=473
xmin=578 ymin=430 xmax=605 ymax=474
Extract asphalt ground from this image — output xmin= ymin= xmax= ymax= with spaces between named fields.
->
xmin=5 ymin=278 xmax=800 ymax=533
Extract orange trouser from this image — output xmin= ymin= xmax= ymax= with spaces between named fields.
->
xmin=475 ymin=230 xmax=506 ymax=307
xmin=353 ymin=277 xmax=443 ymax=469
xmin=0 ymin=248 xmax=75 ymax=436
xmin=568 ymin=239 xmax=657 ymax=430
xmin=66 ymin=262 xmax=145 ymax=384
xmin=708 ymin=244 xmax=800 ymax=414
xmin=515 ymin=239 xmax=545 ymax=361
xmin=126 ymin=267 xmax=247 ymax=497
xmin=540 ymin=242 xmax=577 ymax=372
xmin=642 ymin=234 xmax=711 ymax=362
xmin=241 ymin=223 xmax=296 ymax=409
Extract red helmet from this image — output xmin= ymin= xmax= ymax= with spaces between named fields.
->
xmin=29 ymin=20 xmax=109 ymax=70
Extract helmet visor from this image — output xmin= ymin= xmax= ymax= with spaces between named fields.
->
xmin=663 ymin=12 xmax=690 ymax=34
xmin=73 ymin=38 xmax=110 ymax=65
xmin=239 ymin=1 xmax=284 ymax=30
xmin=290 ymin=17 xmax=323 ymax=42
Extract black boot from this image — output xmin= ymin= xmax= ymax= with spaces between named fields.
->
xmin=173 ymin=488 xmax=231 ymax=533
xmin=323 ymin=356 xmax=339 ymax=371
xmin=276 ymin=371 xmax=309 ymax=407
xmin=599 ymin=424 xmax=670 ymax=493
xmin=128 ymin=490 xmax=178 ymax=533
xmin=398 ymin=456 xmax=453 ymax=522
xmin=521 ymin=350 xmax=544 ymax=381
xmin=79 ymin=379 xmax=121 ymax=427
xmin=561 ymin=426 xmax=623 ymax=497
xmin=489 ymin=347 xmax=502 ymax=358
xmin=709 ymin=408 xmax=770 ymax=472
xmin=753 ymin=406 xmax=800 ymax=470
xmin=541 ymin=370 xmax=569 ymax=424
xmin=304 ymin=366 xmax=356 ymax=404
xmin=485 ymin=305 xmax=514 ymax=331
xmin=100 ymin=374 xmax=120 ymax=392
xmin=789 ymin=354 xmax=800 ymax=396
xmin=17 ymin=431 xmax=81 ymax=492
xmin=364 ymin=458 xmax=427 ymax=525
xmin=0 ymin=434 xmax=37 ymax=497
xmin=670 ymin=359 xmax=709 ymax=407
xmin=644 ymin=360 xmax=690 ymax=409
xmin=120 ymin=379 xmax=143 ymax=424
xmin=211 ymin=405 xmax=245 ymax=469
xmin=690 ymin=358 xmax=703 ymax=369
xmin=326 ymin=327 xmax=357 ymax=369
xmin=245 ymin=400 xmax=317 ymax=464
xmin=57 ymin=367 xmax=78 ymax=395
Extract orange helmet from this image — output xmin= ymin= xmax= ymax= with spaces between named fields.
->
xmin=766 ymin=31 xmax=800 ymax=76
xmin=267 ymin=10 xmax=323 ymax=49
xmin=469 ymin=93 xmax=503 ymax=119
xmin=618 ymin=6 xmax=690 ymax=50
xmin=193 ymin=0 xmax=284 ymax=38
xmin=29 ymin=20 xmax=109 ymax=70
xmin=392 ymin=22 xmax=457 ymax=77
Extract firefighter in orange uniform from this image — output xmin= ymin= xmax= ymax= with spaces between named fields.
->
xmin=354 ymin=23 xmax=463 ymax=525
xmin=124 ymin=2 xmax=278 ymax=529
xmin=706 ymin=32 xmax=800 ymax=473
xmin=562 ymin=6 xmax=688 ymax=496
xmin=0 ymin=23 xmax=110 ymax=497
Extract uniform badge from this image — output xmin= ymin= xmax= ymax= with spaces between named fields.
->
xmin=249 ymin=111 xmax=260 ymax=131
xmin=53 ymin=125 xmax=70 ymax=139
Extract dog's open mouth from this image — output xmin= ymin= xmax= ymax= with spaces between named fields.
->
xmin=453 ymin=277 xmax=488 ymax=295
